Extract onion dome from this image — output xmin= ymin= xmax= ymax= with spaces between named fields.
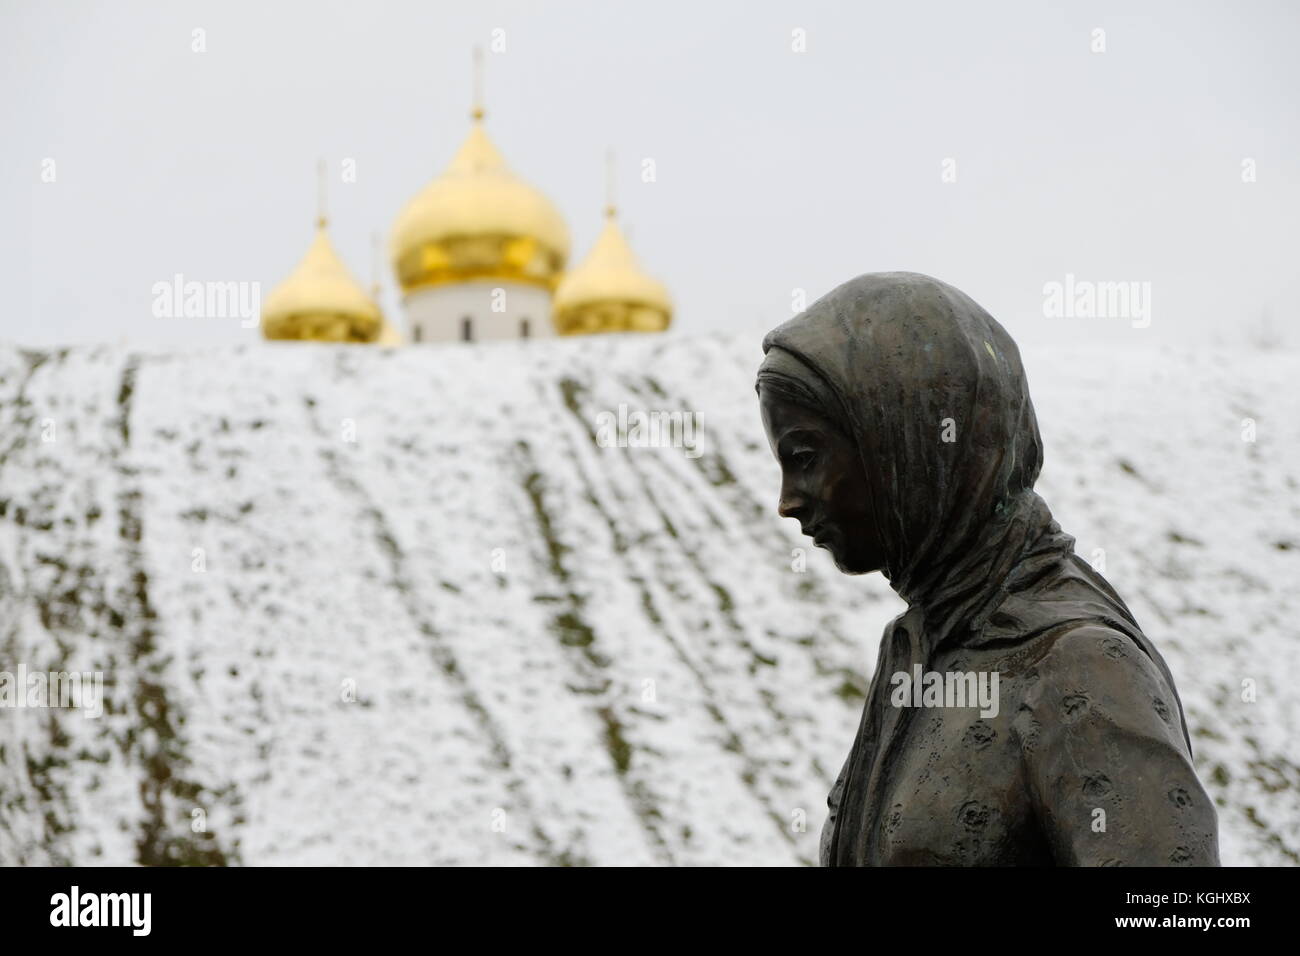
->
xmin=390 ymin=113 xmax=570 ymax=292
xmin=553 ymin=207 xmax=672 ymax=335
xmin=262 ymin=220 xmax=383 ymax=343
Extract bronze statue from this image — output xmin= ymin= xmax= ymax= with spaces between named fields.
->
xmin=757 ymin=272 xmax=1220 ymax=866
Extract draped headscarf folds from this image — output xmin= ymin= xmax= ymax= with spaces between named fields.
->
xmin=758 ymin=272 xmax=1194 ymax=866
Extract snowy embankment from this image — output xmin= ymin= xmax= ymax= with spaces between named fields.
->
xmin=0 ymin=333 xmax=1295 ymax=866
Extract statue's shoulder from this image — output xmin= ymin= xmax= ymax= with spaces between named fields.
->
xmin=1012 ymin=622 xmax=1188 ymax=754
xmin=1032 ymin=622 xmax=1152 ymax=677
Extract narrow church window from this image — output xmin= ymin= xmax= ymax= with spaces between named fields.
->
xmin=461 ymin=317 xmax=473 ymax=342
xmin=413 ymin=325 xmax=422 ymax=343
xmin=520 ymin=318 xmax=530 ymax=339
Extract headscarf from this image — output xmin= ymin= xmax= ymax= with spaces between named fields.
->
xmin=757 ymin=272 xmax=1193 ymax=865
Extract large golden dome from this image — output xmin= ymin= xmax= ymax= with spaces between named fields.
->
xmin=262 ymin=222 xmax=383 ymax=342
xmin=391 ymin=116 xmax=570 ymax=292
xmin=553 ymin=209 xmax=672 ymax=335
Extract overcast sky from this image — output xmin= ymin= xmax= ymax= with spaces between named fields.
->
xmin=2 ymin=0 xmax=1297 ymax=349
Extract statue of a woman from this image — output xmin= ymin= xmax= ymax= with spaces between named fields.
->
xmin=756 ymin=273 xmax=1220 ymax=866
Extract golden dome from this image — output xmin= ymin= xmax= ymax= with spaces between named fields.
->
xmin=391 ymin=118 xmax=570 ymax=292
xmin=553 ymin=209 xmax=672 ymax=335
xmin=262 ymin=223 xmax=383 ymax=342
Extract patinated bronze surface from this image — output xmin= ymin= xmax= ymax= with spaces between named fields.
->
xmin=757 ymin=272 xmax=1220 ymax=866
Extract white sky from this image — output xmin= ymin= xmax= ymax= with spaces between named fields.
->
xmin=2 ymin=0 xmax=1297 ymax=349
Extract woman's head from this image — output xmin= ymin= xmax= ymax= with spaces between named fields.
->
xmin=757 ymin=272 xmax=1045 ymax=601
xmin=757 ymin=354 xmax=885 ymax=574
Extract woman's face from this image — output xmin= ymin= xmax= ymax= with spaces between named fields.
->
xmin=759 ymin=387 xmax=885 ymax=575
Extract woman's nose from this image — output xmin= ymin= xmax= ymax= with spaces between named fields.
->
xmin=778 ymin=487 xmax=807 ymax=519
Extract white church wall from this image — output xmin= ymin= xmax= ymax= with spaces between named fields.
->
xmin=403 ymin=279 xmax=553 ymax=344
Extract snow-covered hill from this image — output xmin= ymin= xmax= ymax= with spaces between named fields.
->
xmin=0 ymin=333 xmax=1296 ymax=866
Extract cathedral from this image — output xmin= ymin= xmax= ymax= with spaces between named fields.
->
xmin=261 ymin=81 xmax=671 ymax=345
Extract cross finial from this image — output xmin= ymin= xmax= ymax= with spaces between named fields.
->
xmin=604 ymin=148 xmax=617 ymax=219
xmin=316 ymin=158 xmax=328 ymax=228
xmin=471 ymin=46 xmax=485 ymax=121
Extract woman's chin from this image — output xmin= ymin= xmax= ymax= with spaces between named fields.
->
xmin=828 ymin=546 xmax=880 ymax=576
xmin=828 ymin=550 xmax=866 ymax=575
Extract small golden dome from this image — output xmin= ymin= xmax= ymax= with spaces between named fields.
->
xmin=391 ymin=118 xmax=570 ymax=292
xmin=262 ymin=223 xmax=383 ymax=342
xmin=553 ymin=210 xmax=672 ymax=335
